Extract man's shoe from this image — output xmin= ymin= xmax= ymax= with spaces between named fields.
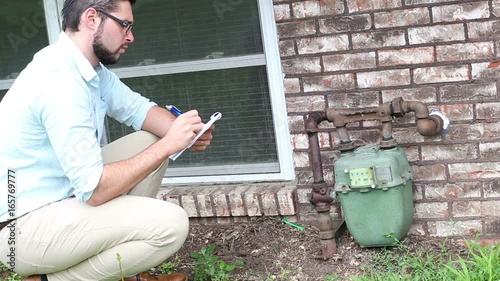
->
xmin=124 ymin=272 xmax=187 ymax=281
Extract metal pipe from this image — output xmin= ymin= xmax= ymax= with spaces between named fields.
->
xmin=305 ymin=111 xmax=327 ymax=183
xmin=400 ymin=101 xmax=445 ymax=136
xmin=305 ymin=111 xmax=339 ymax=258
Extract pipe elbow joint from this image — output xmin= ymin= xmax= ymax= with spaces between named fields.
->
xmin=305 ymin=111 xmax=327 ymax=133
xmin=416 ymin=115 xmax=444 ymax=136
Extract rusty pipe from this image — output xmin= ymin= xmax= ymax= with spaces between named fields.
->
xmin=305 ymin=111 xmax=328 ymax=183
xmin=400 ymin=100 xmax=445 ymax=136
xmin=305 ymin=111 xmax=338 ymax=258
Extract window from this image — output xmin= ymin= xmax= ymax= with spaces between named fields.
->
xmin=0 ymin=0 xmax=294 ymax=184
xmin=0 ymin=0 xmax=51 ymax=90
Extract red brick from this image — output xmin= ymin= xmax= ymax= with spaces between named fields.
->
xmin=284 ymin=78 xmax=300 ymax=94
xmin=449 ymin=162 xmax=500 ymax=181
xmin=180 ymin=194 xmax=198 ymax=217
xmin=439 ymin=83 xmax=497 ymax=102
xmin=288 ymin=115 xmax=305 ymax=132
xmin=382 ymin=87 xmax=437 ymax=103
xmin=357 ymin=69 xmax=411 ymax=88
xmin=494 ymin=1 xmax=500 ymax=16
xmin=347 ymin=0 xmax=401 ymax=13
xmin=472 ymin=62 xmax=500 ymax=82
xmin=293 ymin=151 xmax=310 ymax=168
xmin=319 ymin=14 xmax=371 ymax=34
xmin=326 ymin=91 xmax=379 ymax=108
xmin=429 ymin=220 xmax=482 ymax=237
xmin=281 ymin=57 xmax=321 ymax=74
xmin=414 ymin=65 xmax=469 ymax=84
xmin=277 ymin=186 xmax=297 ymax=215
xmin=297 ymin=35 xmax=349 ymax=54
xmin=445 ymin=123 xmax=483 ymax=141
xmin=379 ymin=47 xmax=434 ymax=66
xmin=244 ymin=185 xmax=264 ymax=216
xmin=352 ymin=30 xmax=405 ymax=49
xmin=324 ymin=52 xmax=376 ymax=71
xmin=438 ymin=104 xmax=474 ymax=121
xmin=421 ymin=144 xmax=477 ymax=161
xmin=477 ymin=103 xmax=500 ymax=120
xmin=279 ymin=40 xmax=295 ymax=57
xmin=303 ymin=74 xmax=355 ymax=92
xmin=292 ymin=0 xmax=344 ymax=18
xmin=483 ymin=181 xmax=500 ymax=198
xmin=452 ymin=201 xmax=482 ymax=217
xmin=468 ymin=20 xmax=500 ymax=40
xmin=392 ymin=127 xmax=426 ymax=144
xmin=374 ymin=7 xmax=430 ymax=28
xmin=479 ymin=142 xmax=500 ymax=160
xmin=277 ymin=20 xmax=316 ymax=39
xmin=412 ymin=164 xmax=447 ymax=181
xmin=274 ymin=3 xmax=291 ymax=21
xmin=422 ymin=182 xmax=482 ymax=200
xmin=228 ymin=186 xmax=248 ymax=217
xmin=197 ymin=193 xmax=215 ymax=217
xmin=408 ymin=24 xmax=465 ymax=45
xmin=260 ymin=189 xmax=279 ymax=216
xmin=481 ymin=201 xmax=500 ymax=217
xmin=415 ymin=202 xmax=449 ymax=219
xmin=212 ymin=192 xmax=230 ymax=217
xmin=437 ymin=42 xmax=494 ymax=62
xmin=432 ymin=2 xmax=490 ymax=23
xmin=286 ymin=95 xmax=325 ymax=112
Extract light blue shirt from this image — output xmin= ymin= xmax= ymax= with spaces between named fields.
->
xmin=0 ymin=32 xmax=156 ymax=222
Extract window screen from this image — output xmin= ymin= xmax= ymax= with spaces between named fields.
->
xmin=106 ymin=66 xmax=278 ymax=173
xmin=114 ymin=0 xmax=263 ymax=67
xmin=0 ymin=1 xmax=49 ymax=80
xmin=105 ymin=0 xmax=280 ymax=177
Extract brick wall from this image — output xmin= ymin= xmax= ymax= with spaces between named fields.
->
xmin=275 ymin=0 xmax=500 ymax=243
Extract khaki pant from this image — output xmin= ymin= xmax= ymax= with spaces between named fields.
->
xmin=0 ymin=131 xmax=188 ymax=281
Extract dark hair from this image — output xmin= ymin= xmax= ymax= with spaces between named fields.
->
xmin=62 ymin=0 xmax=136 ymax=32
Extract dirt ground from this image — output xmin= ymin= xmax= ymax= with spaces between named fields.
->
xmin=167 ymin=216 xmax=468 ymax=281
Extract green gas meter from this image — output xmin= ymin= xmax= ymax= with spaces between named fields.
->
xmin=334 ymin=145 xmax=414 ymax=247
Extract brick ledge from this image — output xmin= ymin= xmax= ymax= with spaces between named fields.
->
xmin=157 ymin=182 xmax=297 ymax=219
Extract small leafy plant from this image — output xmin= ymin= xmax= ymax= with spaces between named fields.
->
xmin=157 ymin=258 xmax=183 ymax=275
xmin=190 ymin=244 xmax=244 ymax=281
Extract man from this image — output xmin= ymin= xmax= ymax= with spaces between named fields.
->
xmin=0 ymin=0 xmax=214 ymax=280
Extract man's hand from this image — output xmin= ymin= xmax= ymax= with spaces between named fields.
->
xmin=190 ymin=124 xmax=215 ymax=151
xmin=160 ymin=110 xmax=204 ymax=155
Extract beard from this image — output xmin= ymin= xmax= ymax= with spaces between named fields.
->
xmin=92 ymin=27 xmax=122 ymax=65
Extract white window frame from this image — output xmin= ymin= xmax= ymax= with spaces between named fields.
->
xmin=1 ymin=0 xmax=295 ymax=185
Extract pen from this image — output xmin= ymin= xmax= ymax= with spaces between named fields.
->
xmin=165 ymin=105 xmax=182 ymax=117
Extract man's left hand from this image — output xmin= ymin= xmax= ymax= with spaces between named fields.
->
xmin=190 ymin=124 xmax=215 ymax=151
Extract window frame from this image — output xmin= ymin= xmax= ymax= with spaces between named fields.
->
xmin=0 ymin=0 xmax=295 ymax=184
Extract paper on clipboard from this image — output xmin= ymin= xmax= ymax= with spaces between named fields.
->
xmin=169 ymin=112 xmax=222 ymax=161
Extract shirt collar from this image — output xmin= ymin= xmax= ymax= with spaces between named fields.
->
xmin=57 ymin=32 xmax=97 ymax=83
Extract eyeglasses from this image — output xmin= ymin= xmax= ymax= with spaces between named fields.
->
xmin=96 ymin=9 xmax=133 ymax=35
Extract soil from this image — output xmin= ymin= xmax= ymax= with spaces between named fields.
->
xmin=167 ymin=217 xmax=468 ymax=281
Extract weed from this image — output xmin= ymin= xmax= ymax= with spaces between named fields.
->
xmin=190 ymin=244 xmax=244 ymax=281
xmin=157 ymin=258 xmax=183 ymax=275
xmin=116 ymin=253 xmax=125 ymax=281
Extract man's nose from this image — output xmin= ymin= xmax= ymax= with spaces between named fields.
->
xmin=126 ymin=30 xmax=134 ymax=43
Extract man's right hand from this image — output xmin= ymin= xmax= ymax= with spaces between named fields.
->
xmin=160 ymin=110 xmax=204 ymax=156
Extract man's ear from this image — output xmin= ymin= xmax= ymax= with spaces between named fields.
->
xmin=81 ymin=8 xmax=100 ymax=32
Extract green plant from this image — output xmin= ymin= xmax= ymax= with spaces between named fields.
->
xmin=0 ymin=262 xmax=22 ymax=281
xmin=445 ymin=241 xmax=499 ymax=281
xmin=190 ymin=244 xmax=244 ymax=281
xmin=158 ymin=258 xmax=182 ymax=275
xmin=325 ymin=273 xmax=340 ymax=281
xmin=116 ymin=253 xmax=125 ymax=281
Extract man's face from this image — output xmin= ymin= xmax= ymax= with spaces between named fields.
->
xmin=92 ymin=2 xmax=134 ymax=65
